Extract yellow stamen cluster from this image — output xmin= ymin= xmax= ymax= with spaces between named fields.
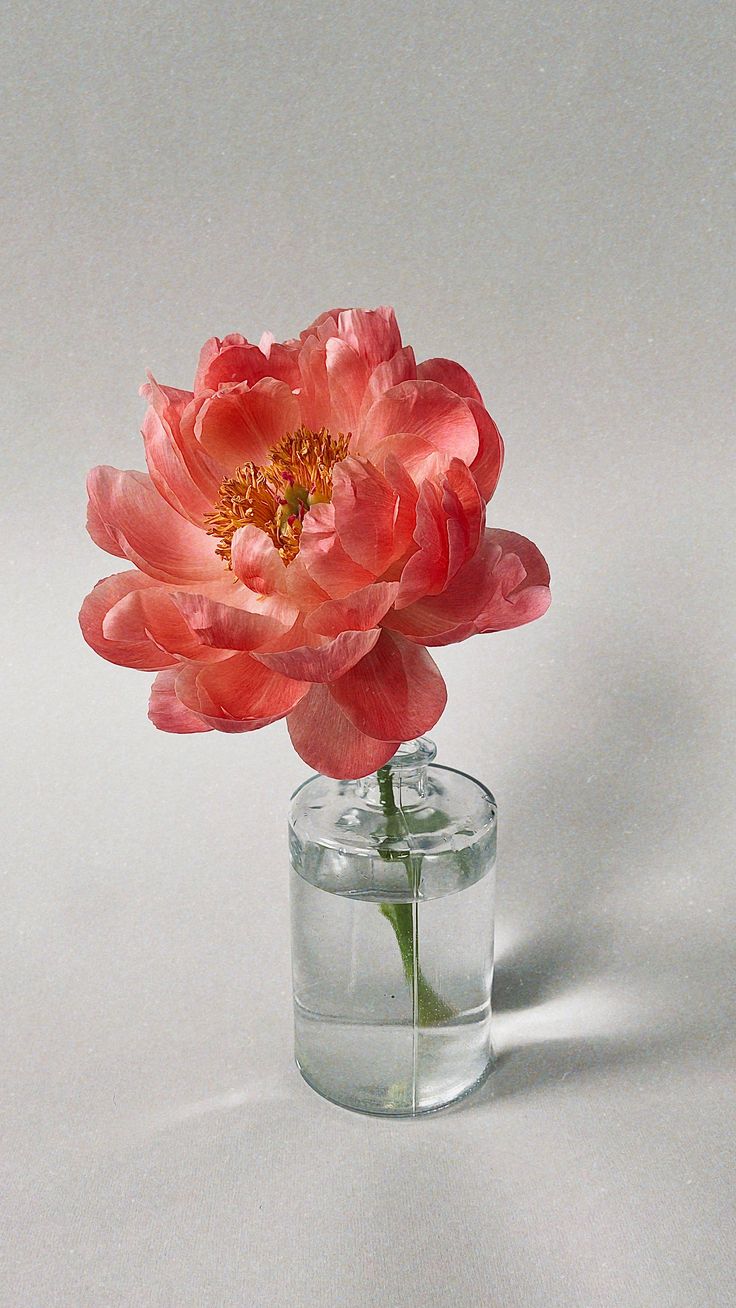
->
xmin=205 ymin=425 xmax=350 ymax=566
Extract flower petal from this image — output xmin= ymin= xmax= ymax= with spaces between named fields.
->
xmin=103 ymin=587 xmax=226 ymax=662
xmin=287 ymin=684 xmax=399 ymax=778
xmin=148 ymin=667 xmax=212 ymax=733
xmin=304 ymin=581 xmax=399 ymax=638
xmin=177 ymin=651 xmax=309 ymax=731
xmin=231 ymin=525 xmax=288 ymax=595
xmin=298 ymin=502 xmax=374 ymax=598
xmin=170 ymin=589 xmax=294 ymax=652
xmin=331 ymin=457 xmax=398 ymax=576
xmin=384 ymin=529 xmax=551 ymax=645
xmin=330 ymin=630 xmax=447 ymax=742
xmin=87 ymin=467 xmax=223 ymax=584
xmin=140 ymin=376 xmax=215 ymax=524
xmin=253 ymin=627 xmax=380 ymax=682
xmin=325 ymin=338 xmax=370 ymax=434
xmin=468 ymin=400 xmax=504 ymax=502
xmin=416 ymin=357 xmax=483 ymax=403
xmin=359 ymin=380 xmax=479 ymax=468
xmin=194 ymin=378 xmax=300 ymax=473
xmin=395 ymin=479 xmax=449 ymax=609
xmin=358 ymin=347 xmax=417 ymax=423
xmin=194 ymin=335 xmax=300 ymax=393
xmin=337 ymin=307 xmax=402 ymax=371
xmin=79 ymin=571 xmax=176 ymax=670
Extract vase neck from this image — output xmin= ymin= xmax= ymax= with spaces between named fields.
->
xmin=355 ymin=737 xmax=437 ymax=809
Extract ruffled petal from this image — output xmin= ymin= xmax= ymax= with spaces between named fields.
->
xmin=102 ymin=587 xmax=226 ymax=662
xmin=331 ymin=457 xmax=398 ymax=576
xmin=324 ymin=338 xmax=371 ymax=434
xmin=194 ymin=378 xmax=299 ymax=473
xmin=304 ymin=581 xmax=399 ymax=638
xmin=442 ymin=459 xmax=484 ymax=582
xmin=86 ymin=467 xmax=223 ymax=584
xmin=177 ymin=651 xmax=309 ymax=732
xmin=79 ymin=570 xmax=176 ymax=670
xmin=358 ymin=347 xmax=417 ymax=423
xmin=416 ymin=357 xmax=483 ymax=403
xmin=253 ymin=627 xmax=380 ymax=682
xmin=298 ymin=502 xmax=374 ymax=598
xmin=287 ymin=684 xmax=399 ymax=778
xmin=194 ymin=335 xmax=301 ymax=393
xmin=468 ymin=400 xmax=504 ymax=502
xmin=384 ymin=529 xmax=551 ymax=645
xmin=231 ymin=525 xmax=288 ymax=595
xmin=170 ymin=589 xmax=295 ymax=652
xmin=148 ymin=667 xmax=213 ymax=733
xmin=395 ymin=479 xmax=449 ymax=609
xmin=336 ymin=307 xmax=402 ymax=371
xmin=358 ymin=380 xmax=479 ymax=471
xmin=330 ymin=630 xmax=447 ymax=741
xmin=140 ymin=376 xmax=215 ymax=524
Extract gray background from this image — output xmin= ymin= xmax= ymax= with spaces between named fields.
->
xmin=2 ymin=2 xmax=735 ymax=1304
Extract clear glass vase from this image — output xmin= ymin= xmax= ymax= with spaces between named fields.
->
xmin=288 ymin=737 xmax=497 ymax=1116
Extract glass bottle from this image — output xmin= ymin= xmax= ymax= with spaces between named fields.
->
xmin=288 ymin=737 xmax=497 ymax=1116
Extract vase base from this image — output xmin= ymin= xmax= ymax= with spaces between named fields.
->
xmin=295 ymin=1047 xmax=495 ymax=1118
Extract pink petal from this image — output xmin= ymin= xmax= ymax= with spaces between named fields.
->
xmin=330 ymin=630 xmax=447 ymax=742
xmin=324 ymin=338 xmax=371 ymax=435
xmin=177 ymin=651 xmax=309 ymax=732
xmin=231 ymin=525 xmax=288 ymax=595
xmin=304 ymin=581 xmax=399 ymax=638
xmin=253 ymin=627 xmax=380 ymax=682
xmin=287 ymin=684 xmax=400 ymax=778
xmin=170 ymin=589 xmax=294 ymax=652
xmin=382 ymin=454 xmax=419 ymax=567
xmin=384 ymin=529 xmax=551 ymax=645
xmin=395 ymin=480 xmax=449 ymax=609
xmin=87 ymin=467 xmax=223 ymax=584
xmin=79 ymin=570 xmax=176 ymax=671
xmin=194 ymin=336 xmax=299 ymax=393
xmin=298 ymin=502 xmax=374 ymax=599
xmin=331 ymin=457 xmax=398 ymax=576
xmin=194 ymin=378 xmax=299 ymax=473
xmin=148 ymin=668 xmax=212 ymax=733
xmin=358 ymin=347 xmax=417 ymax=423
xmin=359 ymin=380 xmax=479 ymax=467
xmin=140 ymin=376 xmax=215 ymax=524
xmin=102 ymin=588 xmax=225 ymax=662
xmin=468 ymin=400 xmax=504 ymax=502
xmin=86 ymin=500 xmax=126 ymax=559
xmin=416 ymin=357 xmax=483 ymax=404
xmin=442 ymin=458 xmax=484 ymax=582
xmin=336 ymin=307 xmax=402 ymax=371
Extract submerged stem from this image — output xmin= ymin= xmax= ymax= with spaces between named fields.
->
xmin=377 ymin=764 xmax=455 ymax=1026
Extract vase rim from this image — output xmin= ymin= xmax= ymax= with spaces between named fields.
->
xmin=385 ymin=736 xmax=437 ymax=771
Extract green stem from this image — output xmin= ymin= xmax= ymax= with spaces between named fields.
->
xmin=377 ymin=765 xmax=455 ymax=1026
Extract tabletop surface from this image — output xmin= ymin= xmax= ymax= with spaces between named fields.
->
xmin=3 ymin=2 xmax=734 ymax=1305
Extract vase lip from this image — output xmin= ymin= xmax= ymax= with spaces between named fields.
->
xmin=385 ymin=737 xmax=437 ymax=772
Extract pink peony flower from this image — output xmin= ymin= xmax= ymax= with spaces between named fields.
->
xmin=80 ymin=307 xmax=550 ymax=777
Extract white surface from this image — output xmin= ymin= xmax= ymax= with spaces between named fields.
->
xmin=2 ymin=2 xmax=735 ymax=1304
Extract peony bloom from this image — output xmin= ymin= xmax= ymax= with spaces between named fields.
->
xmin=80 ymin=306 xmax=550 ymax=777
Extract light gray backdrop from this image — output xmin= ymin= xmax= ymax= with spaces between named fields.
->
xmin=2 ymin=2 xmax=734 ymax=1305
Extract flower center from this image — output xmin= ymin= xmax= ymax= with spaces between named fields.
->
xmin=205 ymin=425 xmax=350 ymax=566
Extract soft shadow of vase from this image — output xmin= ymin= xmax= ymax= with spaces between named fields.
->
xmin=289 ymin=738 xmax=497 ymax=1116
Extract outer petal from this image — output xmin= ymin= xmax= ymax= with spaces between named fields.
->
xmin=231 ymin=525 xmax=288 ymax=595
xmin=331 ymin=457 xmax=398 ymax=576
xmin=253 ymin=627 xmax=380 ymax=682
xmin=416 ymin=357 xmax=483 ymax=404
xmin=358 ymin=380 xmax=479 ymax=471
xmin=304 ymin=581 xmax=399 ymax=638
xmin=336 ymin=307 xmax=402 ymax=371
xmin=395 ymin=479 xmax=449 ymax=609
xmin=177 ymin=651 xmax=309 ymax=732
xmin=330 ymin=630 xmax=447 ymax=742
xmin=140 ymin=376 xmax=215 ymax=524
xmin=170 ymin=589 xmax=294 ymax=652
xmin=194 ymin=378 xmax=299 ymax=472
xmin=102 ymin=588 xmax=226 ymax=662
xmin=87 ymin=467 xmax=223 ymax=584
xmin=324 ymin=338 xmax=370 ymax=434
xmin=287 ymin=684 xmax=399 ymax=779
xmin=148 ymin=667 xmax=212 ymax=733
xmin=298 ymin=502 xmax=374 ymax=598
xmin=79 ymin=571 xmax=176 ymax=670
xmin=442 ymin=459 xmax=484 ymax=582
xmin=468 ymin=400 xmax=504 ymax=503
xmin=358 ymin=347 xmax=417 ymax=423
xmin=384 ymin=529 xmax=551 ymax=645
